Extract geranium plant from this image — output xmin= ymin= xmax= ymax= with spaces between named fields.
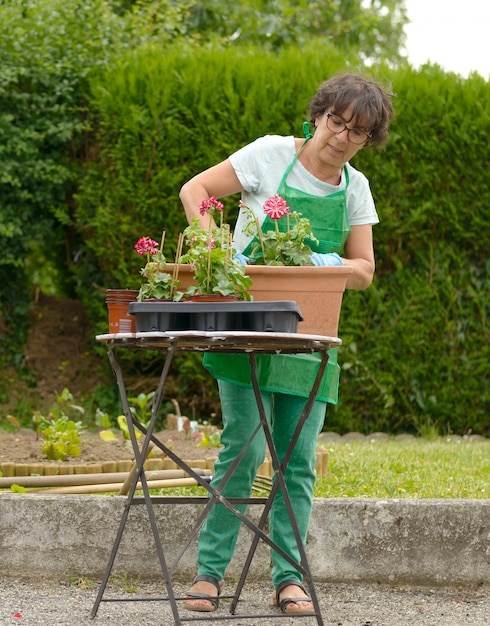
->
xmin=179 ymin=197 xmax=252 ymax=300
xmin=241 ymin=194 xmax=318 ymax=266
xmin=134 ymin=234 xmax=182 ymax=301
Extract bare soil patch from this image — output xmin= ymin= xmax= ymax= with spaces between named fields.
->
xmin=1 ymin=293 xmax=109 ymax=416
xmin=0 ymin=428 xmax=219 ymax=467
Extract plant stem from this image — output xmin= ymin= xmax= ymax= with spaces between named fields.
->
xmin=207 ymin=228 xmax=212 ymax=293
xmin=275 ymin=219 xmax=282 ymax=263
xmin=255 ymin=216 xmax=266 ymax=259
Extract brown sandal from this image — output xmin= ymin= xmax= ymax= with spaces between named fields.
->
xmin=183 ymin=575 xmax=222 ymax=613
xmin=273 ymin=580 xmax=314 ymax=615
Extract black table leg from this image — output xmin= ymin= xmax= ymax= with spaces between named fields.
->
xmin=229 ymin=350 xmax=329 ymax=625
xmin=91 ymin=345 xmax=183 ymax=624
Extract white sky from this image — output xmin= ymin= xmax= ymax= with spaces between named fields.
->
xmin=403 ymin=0 xmax=490 ymax=79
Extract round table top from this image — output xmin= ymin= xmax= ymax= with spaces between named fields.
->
xmin=96 ymin=330 xmax=341 ymax=354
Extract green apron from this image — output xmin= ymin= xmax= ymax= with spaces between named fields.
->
xmin=203 ymin=137 xmax=351 ymax=403
xmin=243 ymin=143 xmax=351 ymax=258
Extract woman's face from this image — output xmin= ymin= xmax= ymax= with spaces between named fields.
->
xmin=312 ymin=103 xmax=369 ymax=170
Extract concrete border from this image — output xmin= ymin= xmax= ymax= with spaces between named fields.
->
xmin=1 ymin=494 xmax=488 ymax=587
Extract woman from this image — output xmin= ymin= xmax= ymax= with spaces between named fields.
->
xmin=179 ymin=73 xmax=394 ymax=614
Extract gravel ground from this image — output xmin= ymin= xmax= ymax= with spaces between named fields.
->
xmin=1 ymin=578 xmax=488 ymax=626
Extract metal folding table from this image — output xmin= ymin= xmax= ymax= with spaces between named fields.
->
xmin=90 ymin=330 xmax=341 ymax=625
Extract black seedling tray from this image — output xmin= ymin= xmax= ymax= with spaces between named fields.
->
xmin=128 ymin=300 xmax=303 ymax=333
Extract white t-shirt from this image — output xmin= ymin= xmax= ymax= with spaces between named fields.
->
xmin=230 ymin=135 xmax=379 ymax=253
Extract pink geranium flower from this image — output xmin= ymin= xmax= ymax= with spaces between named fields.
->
xmin=199 ymin=196 xmax=224 ymax=216
xmin=134 ymin=236 xmax=159 ymax=256
xmin=263 ymin=194 xmax=290 ymax=220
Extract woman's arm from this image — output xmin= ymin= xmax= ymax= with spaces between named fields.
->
xmin=341 ymin=224 xmax=376 ymax=290
xmin=179 ymin=159 xmax=244 ymax=228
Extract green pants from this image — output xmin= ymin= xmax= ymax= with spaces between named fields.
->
xmin=197 ymin=380 xmax=326 ymax=588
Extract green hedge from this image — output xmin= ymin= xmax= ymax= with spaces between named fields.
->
xmin=336 ymin=66 xmax=489 ymax=435
xmin=74 ymin=47 xmax=490 ymax=435
xmin=0 ymin=0 xmax=192 ymax=361
xmin=0 ymin=0 xmax=127 ymax=359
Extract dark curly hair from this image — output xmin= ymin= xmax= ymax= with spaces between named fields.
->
xmin=309 ymin=74 xmax=395 ymax=147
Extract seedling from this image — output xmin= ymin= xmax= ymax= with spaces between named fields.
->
xmin=37 ymin=388 xmax=85 ymax=460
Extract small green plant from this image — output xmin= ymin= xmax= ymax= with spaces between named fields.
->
xmin=51 ymin=388 xmax=85 ymax=419
xmin=197 ymin=430 xmax=221 ymax=448
xmin=113 ymin=392 xmax=158 ymax=441
xmin=40 ymin=415 xmax=83 ymax=461
xmin=10 ymin=484 xmax=27 ymax=493
xmin=111 ymin=574 xmax=140 ymax=593
xmin=37 ymin=388 xmax=85 ymax=460
xmin=69 ymin=576 xmax=95 ymax=589
xmin=116 ymin=414 xmax=139 ymax=440
xmin=94 ymin=407 xmax=112 ymax=429
xmin=128 ymin=391 xmax=155 ymax=426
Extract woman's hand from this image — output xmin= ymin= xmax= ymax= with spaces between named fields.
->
xmin=311 ymin=252 xmax=344 ymax=266
xmin=233 ymin=252 xmax=249 ymax=265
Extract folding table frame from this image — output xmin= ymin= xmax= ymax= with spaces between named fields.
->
xmin=90 ymin=331 xmax=341 ymax=625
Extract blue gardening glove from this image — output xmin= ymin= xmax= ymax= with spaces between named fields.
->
xmin=311 ymin=252 xmax=344 ymax=267
xmin=233 ymin=252 xmax=249 ymax=265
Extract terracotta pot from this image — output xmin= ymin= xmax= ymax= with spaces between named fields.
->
xmin=106 ymin=289 xmax=139 ymax=333
xmin=166 ymin=264 xmax=352 ymax=337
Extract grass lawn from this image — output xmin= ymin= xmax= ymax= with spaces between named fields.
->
xmin=314 ymin=437 xmax=489 ymax=499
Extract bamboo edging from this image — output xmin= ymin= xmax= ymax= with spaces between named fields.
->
xmin=0 ymin=468 xmax=211 ymax=490
xmin=0 ymin=449 xmax=328 ymax=493
xmin=29 ymin=477 xmax=207 ymax=495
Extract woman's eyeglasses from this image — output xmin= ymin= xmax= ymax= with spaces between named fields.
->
xmin=324 ymin=112 xmax=371 ymax=145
